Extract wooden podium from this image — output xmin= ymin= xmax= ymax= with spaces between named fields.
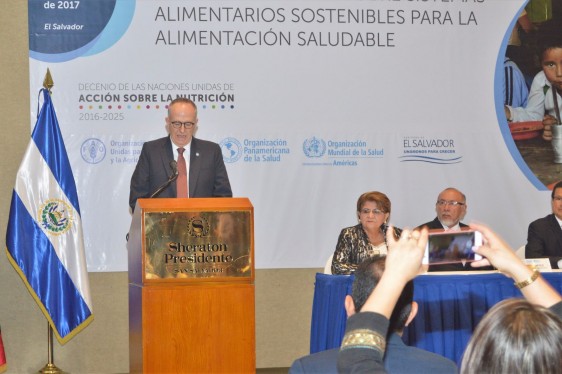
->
xmin=127 ymin=198 xmax=255 ymax=373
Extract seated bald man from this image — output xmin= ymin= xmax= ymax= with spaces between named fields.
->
xmin=417 ymin=187 xmax=490 ymax=271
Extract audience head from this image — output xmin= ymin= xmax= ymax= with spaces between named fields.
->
xmin=435 ymin=187 xmax=467 ymax=228
xmin=166 ymin=98 xmax=198 ymax=147
xmin=356 ymin=191 xmax=391 ymax=231
xmin=345 ymin=256 xmax=416 ymax=334
xmin=461 ymin=298 xmax=562 ymax=374
xmin=551 ymin=181 xmax=562 ymax=220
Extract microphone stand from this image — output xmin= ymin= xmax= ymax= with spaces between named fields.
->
xmin=127 ymin=161 xmax=178 ymax=242
xmin=150 ymin=172 xmax=178 ymax=198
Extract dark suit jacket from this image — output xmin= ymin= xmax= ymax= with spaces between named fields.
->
xmin=289 ymin=333 xmax=457 ymax=374
xmin=526 ymin=214 xmax=562 ymax=269
xmin=417 ymin=217 xmax=487 ymax=272
xmin=129 ymin=136 xmax=232 ymax=210
xmin=417 ymin=217 xmax=469 ymax=231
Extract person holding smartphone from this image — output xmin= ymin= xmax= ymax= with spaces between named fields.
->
xmin=338 ymin=224 xmax=562 ymax=374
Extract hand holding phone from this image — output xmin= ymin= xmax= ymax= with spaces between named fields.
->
xmin=422 ymin=230 xmax=482 ymax=265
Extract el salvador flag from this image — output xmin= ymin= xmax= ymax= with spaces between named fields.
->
xmin=5 ymin=88 xmax=93 ymax=344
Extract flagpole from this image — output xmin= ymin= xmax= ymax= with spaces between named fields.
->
xmin=7 ymin=67 xmax=93 ymax=371
xmin=38 ymin=323 xmax=66 ymax=374
xmin=36 ymin=70 xmax=66 ymax=374
xmin=43 ymin=68 xmax=53 ymax=94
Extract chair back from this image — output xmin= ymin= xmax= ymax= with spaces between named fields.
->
xmin=515 ymin=245 xmax=526 ymax=259
xmin=324 ymin=254 xmax=334 ymax=274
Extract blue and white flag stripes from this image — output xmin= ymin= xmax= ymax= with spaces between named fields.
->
xmin=5 ymin=88 xmax=93 ymax=344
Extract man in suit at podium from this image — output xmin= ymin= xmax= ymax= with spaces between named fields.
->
xmin=289 ymin=256 xmax=457 ymax=374
xmin=526 ymin=181 xmax=562 ymax=269
xmin=129 ymin=98 xmax=232 ymax=211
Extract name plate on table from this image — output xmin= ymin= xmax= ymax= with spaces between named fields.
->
xmin=523 ymin=258 xmax=552 ymax=271
xmin=143 ymin=210 xmax=252 ymax=279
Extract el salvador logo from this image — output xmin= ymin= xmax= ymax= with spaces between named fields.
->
xmin=39 ymin=199 xmax=73 ymax=235
xmin=400 ymin=136 xmax=461 ymax=164
xmin=220 ymin=137 xmax=242 ymax=163
xmin=303 ymin=137 xmax=326 ymax=158
xmin=81 ymin=138 xmax=106 ymax=164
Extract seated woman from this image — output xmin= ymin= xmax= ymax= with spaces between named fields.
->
xmin=331 ymin=191 xmax=401 ymax=275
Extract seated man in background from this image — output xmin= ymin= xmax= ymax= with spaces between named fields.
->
xmin=417 ymin=187 xmax=479 ymax=271
xmin=418 ymin=187 xmax=468 ymax=231
xmin=526 ymin=181 xmax=562 ymax=269
xmin=289 ymin=256 xmax=457 ymax=374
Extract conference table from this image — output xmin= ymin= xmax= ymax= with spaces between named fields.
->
xmin=310 ymin=271 xmax=562 ymax=365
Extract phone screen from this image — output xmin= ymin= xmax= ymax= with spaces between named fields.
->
xmin=423 ymin=231 xmax=482 ymax=265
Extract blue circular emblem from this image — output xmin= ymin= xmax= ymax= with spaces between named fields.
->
xmin=303 ymin=137 xmax=326 ymax=158
xmin=81 ymin=138 xmax=106 ymax=164
xmin=220 ymin=137 xmax=242 ymax=163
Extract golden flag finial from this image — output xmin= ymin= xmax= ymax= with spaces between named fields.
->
xmin=43 ymin=68 xmax=54 ymax=93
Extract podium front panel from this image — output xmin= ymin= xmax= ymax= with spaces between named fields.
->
xmin=144 ymin=209 xmax=252 ymax=280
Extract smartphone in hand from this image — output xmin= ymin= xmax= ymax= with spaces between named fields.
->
xmin=422 ymin=230 xmax=482 ymax=265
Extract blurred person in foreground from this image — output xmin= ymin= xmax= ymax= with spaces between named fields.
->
xmin=331 ymin=191 xmax=401 ymax=275
xmin=337 ymin=223 xmax=562 ymax=373
xmin=289 ymin=256 xmax=457 ymax=374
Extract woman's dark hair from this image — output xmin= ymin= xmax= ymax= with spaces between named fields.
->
xmin=460 ymin=298 xmax=562 ymax=374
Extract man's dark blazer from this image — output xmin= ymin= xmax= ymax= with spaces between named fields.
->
xmin=526 ymin=214 xmax=562 ymax=269
xmin=129 ymin=136 xmax=232 ymax=211
xmin=417 ymin=217 xmax=468 ymax=231
xmin=289 ymin=333 xmax=457 ymax=374
xmin=417 ymin=217 xmax=485 ymax=272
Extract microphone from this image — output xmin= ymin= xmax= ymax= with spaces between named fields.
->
xmin=149 ymin=160 xmax=179 ymax=198
xmin=169 ymin=160 xmax=178 ymax=177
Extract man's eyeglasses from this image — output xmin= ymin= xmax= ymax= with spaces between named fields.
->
xmin=360 ymin=208 xmax=385 ymax=215
xmin=436 ymin=200 xmax=465 ymax=207
xmin=170 ymin=121 xmax=195 ymax=129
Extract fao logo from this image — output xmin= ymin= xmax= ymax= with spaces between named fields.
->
xmin=303 ymin=137 xmax=326 ymax=158
xmin=187 ymin=216 xmax=210 ymax=237
xmin=81 ymin=138 xmax=106 ymax=164
xmin=220 ymin=137 xmax=242 ymax=163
